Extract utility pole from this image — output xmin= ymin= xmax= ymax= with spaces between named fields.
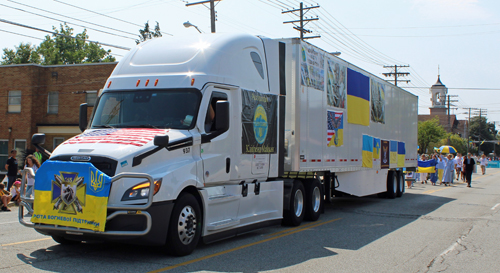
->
xmin=446 ymin=94 xmax=458 ymax=134
xmin=282 ymin=2 xmax=320 ymax=41
xmin=382 ymin=65 xmax=410 ymax=86
xmin=186 ymin=0 xmax=221 ymax=33
xmin=463 ymin=107 xmax=479 ymax=154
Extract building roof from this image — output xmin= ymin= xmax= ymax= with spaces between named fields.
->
xmin=432 ymin=75 xmax=445 ymax=87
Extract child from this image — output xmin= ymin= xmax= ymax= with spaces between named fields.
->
xmin=0 ymin=183 xmax=12 ymax=211
xmin=10 ymin=180 xmax=21 ymax=205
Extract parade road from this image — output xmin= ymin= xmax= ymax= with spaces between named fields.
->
xmin=1 ymin=170 xmax=500 ymax=273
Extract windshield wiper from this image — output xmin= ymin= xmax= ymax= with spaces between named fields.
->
xmin=92 ymin=125 xmax=116 ymax=129
xmin=136 ymin=124 xmax=159 ymax=129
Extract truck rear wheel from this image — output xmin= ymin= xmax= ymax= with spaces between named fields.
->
xmin=282 ymin=180 xmax=305 ymax=226
xmin=386 ymin=171 xmax=397 ymax=199
xmin=166 ymin=193 xmax=201 ymax=256
xmin=396 ymin=171 xmax=404 ymax=197
xmin=304 ymin=178 xmax=323 ymax=221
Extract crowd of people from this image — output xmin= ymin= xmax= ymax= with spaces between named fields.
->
xmin=1 ymin=149 xmax=42 ymax=212
xmin=410 ymin=152 xmax=490 ymax=190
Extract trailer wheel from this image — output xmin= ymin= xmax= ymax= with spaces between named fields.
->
xmin=396 ymin=171 xmax=404 ymax=197
xmin=282 ymin=180 xmax=305 ymax=226
xmin=166 ymin=193 xmax=202 ymax=256
xmin=386 ymin=171 xmax=397 ymax=199
xmin=304 ymin=178 xmax=323 ymax=221
xmin=52 ymin=235 xmax=81 ymax=245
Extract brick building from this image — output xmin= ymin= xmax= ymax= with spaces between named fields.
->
xmin=0 ymin=62 xmax=116 ymax=174
xmin=418 ymin=76 xmax=467 ymax=137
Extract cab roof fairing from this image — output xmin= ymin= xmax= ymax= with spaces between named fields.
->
xmin=107 ymin=33 xmax=270 ymax=92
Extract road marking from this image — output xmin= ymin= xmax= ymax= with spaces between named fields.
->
xmin=148 ymin=218 xmax=342 ymax=273
xmin=1 ymin=238 xmax=52 ymax=246
xmin=491 ymin=203 xmax=500 ymax=210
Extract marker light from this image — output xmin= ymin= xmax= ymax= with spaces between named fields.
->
xmin=121 ymin=179 xmax=162 ymax=201
xmin=136 ymin=79 xmax=141 ymax=87
xmin=107 ymin=81 xmax=112 ymax=88
xmin=145 ymin=79 xmax=150 ymax=86
xmin=191 ymin=78 xmax=195 ymax=86
xmin=154 ymin=79 xmax=158 ymax=86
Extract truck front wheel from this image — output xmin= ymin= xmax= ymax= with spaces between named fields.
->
xmin=282 ymin=180 xmax=305 ymax=226
xmin=166 ymin=193 xmax=202 ymax=256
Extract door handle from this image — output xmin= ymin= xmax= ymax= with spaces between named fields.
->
xmin=226 ymin=158 xmax=230 ymax=173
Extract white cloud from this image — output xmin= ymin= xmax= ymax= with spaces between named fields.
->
xmin=412 ymin=0 xmax=491 ymax=21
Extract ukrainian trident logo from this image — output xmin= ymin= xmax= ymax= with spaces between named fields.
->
xmin=91 ymin=170 xmax=105 ymax=193
xmin=52 ymin=172 xmax=86 ymax=215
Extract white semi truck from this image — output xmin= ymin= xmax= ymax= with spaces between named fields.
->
xmin=19 ymin=33 xmax=417 ymax=256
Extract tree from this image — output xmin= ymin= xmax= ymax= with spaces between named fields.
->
xmin=1 ymin=23 xmax=115 ymax=65
xmin=469 ymin=116 xmax=497 ymax=154
xmin=136 ymin=21 xmax=162 ymax=44
xmin=438 ymin=134 xmax=467 ymax=155
xmin=1 ymin=43 xmax=40 ymax=65
xmin=418 ymin=117 xmax=446 ymax=154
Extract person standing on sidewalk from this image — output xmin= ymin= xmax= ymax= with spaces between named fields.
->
xmin=463 ymin=153 xmax=476 ymax=187
xmin=4 ymin=150 xmax=19 ymax=190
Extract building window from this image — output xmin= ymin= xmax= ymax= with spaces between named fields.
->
xmin=53 ymin=137 xmax=65 ymax=150
xmin=0 ymin=140 xmax=8 ymax=172
xmin=86 ymin=91 xmax=98 ymax=107
xmin=14 ymin=139 xmax=26 ymax=158
xmin=8 ymin=91 xmax=21 ymax=113
xmin=48 ymin=92 xmax=59 ymax=114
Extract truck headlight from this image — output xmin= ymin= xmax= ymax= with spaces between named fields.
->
xmin=121 ymin=178 xmax=162 ymax=201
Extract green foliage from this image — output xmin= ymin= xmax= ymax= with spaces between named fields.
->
xmin=418 ymin=117 xmax=447 ymax=154
xmin=136 ymin=21 xmax=162 ymax=44
xmin=438 ymin=134 xmax=467 ymax=155
xmin=1 ymin=23 xmax=115 ymax=65
xmin=469 ymin=116 xmax=498 ymax=154
xmin=1 ymin=43 xmax=40 ymax=65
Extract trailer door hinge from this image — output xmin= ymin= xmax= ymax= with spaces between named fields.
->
xmin=240 ymin=181 xmax=248 ymax=197
xmin=253 ymin=180 xmax=260 ymax=195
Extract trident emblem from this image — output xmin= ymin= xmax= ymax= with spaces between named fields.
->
xmin=91 ymin=170 xmax=104 ymax=193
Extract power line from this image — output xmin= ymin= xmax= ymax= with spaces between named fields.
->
xmin=0 ymin=28 xmax=45 ymax=41
xmin=0 ymin=18 xmax=131 ymax=50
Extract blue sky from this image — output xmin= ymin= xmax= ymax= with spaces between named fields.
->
xmin=1 ymin=0 xmax=499 ymax=125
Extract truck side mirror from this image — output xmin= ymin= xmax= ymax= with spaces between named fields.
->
xmin=79 ymin=103 xmax=88 ymax=132
xmin=215 ymin=101 xmax=229 ymax=132
xmin=32 ymin=133 xmax=46 ymax=145
xmin=154 ymin=135 xmax=169 ymax=148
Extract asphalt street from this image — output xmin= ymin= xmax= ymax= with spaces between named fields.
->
xmin=1 ymin=169 xmax=499 ymax=273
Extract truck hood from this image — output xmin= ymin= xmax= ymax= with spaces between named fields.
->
xmin=53 ymin=128 xmax=188 ymax=160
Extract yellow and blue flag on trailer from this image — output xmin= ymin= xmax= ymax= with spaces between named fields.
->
xmin=373 ymin=138 xmax=381 ymax=161
xmin=397 ymin=142 xmax=406 ymax=167
xmin=32 ymin=161 xmax=111 ymax=232
xmin=417 ymin=159 xmax=437 ymax=173
xmin=362 ymin=135 xmax=373 ymax=168
xmin=347 ymin=69 xmax=370 ymax=126
xmin=390 ymin=141 xmax=398 ymax=165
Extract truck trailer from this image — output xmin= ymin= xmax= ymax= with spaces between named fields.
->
xmin=19 ymin=33 xmax=417 ymax=256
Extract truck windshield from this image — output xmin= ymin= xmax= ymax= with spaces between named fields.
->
xmin=90 ymin=89 xmax=201 ymax=130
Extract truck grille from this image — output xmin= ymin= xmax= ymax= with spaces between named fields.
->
xmin=49 ymin=155 xmax=118 ymax=177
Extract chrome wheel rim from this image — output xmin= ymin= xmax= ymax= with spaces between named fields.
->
xmin=177 ymin=205 xmax=197 ymax=245
xmin=294 ymin=189 xmax=304 ymax=217
xmin=312 ymin=186 xmax=321 ymax=212
xmin=393 ymin=176 xmax=397 ymax=194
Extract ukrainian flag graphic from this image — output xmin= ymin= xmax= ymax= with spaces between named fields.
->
xmin=397 ymin=142 xmax=406 ymax=167
xmin=32 ymin=161 xmax=111 ymax=232
xmin=362 ymin=135 xmax=373 ymax=168
xmin=347 ymin=68 xmax=370 ymax=126
xmin=417 ymin=159 xmax=437 ymax=173
xmin=373 ymin=138 xmax=381 ymax=161
xmin=390 ymin=141 xmax=398 ymax=165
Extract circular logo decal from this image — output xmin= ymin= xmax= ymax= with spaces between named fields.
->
xmin=253 ymin=104 xmax=268 ymax=145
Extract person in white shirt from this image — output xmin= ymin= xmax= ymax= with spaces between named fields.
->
xmin=24 ymin=155 xmax=41 ymax=198
xmin=436 ymin=153 xmax=446 ymax=185
xmin=479 ymin=154 xmax=488 ymax=175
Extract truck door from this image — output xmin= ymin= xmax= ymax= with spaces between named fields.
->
xmin=200 ymin=90 xmax=232 ymax=185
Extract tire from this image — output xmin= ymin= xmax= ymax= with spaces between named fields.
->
xmin=282 ymin=180 xmax=305 ymax=226
xmin=386 ymin=171 xmax=397 ymax=199
xmin=396 ymin=171 xmax=404 ymax=197
xmin=304 ymin=178 xmax=323 ymax=221
xmin=166 ymin=193 xmax=202 ymax=256
xmin=52 ymin=235 xmax=81 ymax=245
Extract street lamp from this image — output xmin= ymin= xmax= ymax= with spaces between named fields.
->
xmin=183 ymin=21 xmax=202 ymax=33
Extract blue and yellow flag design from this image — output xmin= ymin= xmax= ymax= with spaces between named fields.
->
xmin=347 ymin=69 xmax=370 ymax=126
xmin=32 ymin=161 xmax=111 ymax=232
xmin=373 ymin=138 xmax=381 ymax=161
xmin=397 ymin=142 xmax=406 ymax=167
xmin=362 ymin=135 xmax=373 ymax=168
xmin=390 ymin=141 xmax=398 ymax=165
xmin=417 ymin=159 xmax=437 ymax=173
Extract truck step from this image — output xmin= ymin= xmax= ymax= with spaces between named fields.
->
xmin=206 ymin=218 xmax=240 ymax=231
